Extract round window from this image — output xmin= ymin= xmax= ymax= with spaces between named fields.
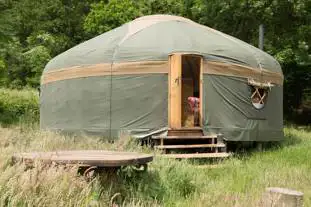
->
xmin=250 ymin=86 xmax=268 ymax=109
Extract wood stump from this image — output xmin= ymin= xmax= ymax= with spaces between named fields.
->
xmin=263 ymin=187 xmax=303 ymax=207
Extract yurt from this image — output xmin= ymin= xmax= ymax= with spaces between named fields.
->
xmin=40 ymin=14 xmax=284 ymax=146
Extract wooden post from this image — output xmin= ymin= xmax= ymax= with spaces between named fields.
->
xmin=259 ymin=24 xmax=264 ymax=50
xmin=263 ymin=187 xmax=303 ymax=207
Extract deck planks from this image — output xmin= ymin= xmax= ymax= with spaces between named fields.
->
xmin=159 ymin=152 xmax=231 ymax=159
xmin=152 ymin=135 xmax=218 ymax=139
xmin=12 ymin=150 xmax=153 ymax=167
xmin=155 ymin=143 xmax=226 ymax=149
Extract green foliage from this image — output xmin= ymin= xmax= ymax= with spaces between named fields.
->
xmin=84 ymin=0 xmax=142 ymax=35
xmin=83 ymin=0 xmax=194 ymax=36
xmin=0 ymin=58 xmax=7 ymax=87
xmin=0 ymin=88 xmax=39 ymax=126
xmin=12 ymin=0 xmax=93 ymax=50
xmin=23 ymin=46 xmax=51 ymax=88
xmin=27 ymin=32 xmax=55 ymax=52
xmin=140 ymin=0 xmax=185 ymax=16
xmin=0 ymin=59 xmax=5 ymax=70
xmin=1 ymin=39 xmax=24 ymax=88
xmin=0 ymin=0 xmax=15 ymax=44
xmin=0 ymin=0 xmax=96 ymax=89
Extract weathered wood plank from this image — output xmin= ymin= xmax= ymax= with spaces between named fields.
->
xmin=155 ymin=143 xmax=226 ymax=149
xmin=12 ymin=150 xmax=153 ymax=167
xmin=152 ymin=135 xmax=217 ymax=140
xmin=169 ymin=54 xmax=182 ymax=128
xmin=160 ymin=152 xmax=231 ymax=159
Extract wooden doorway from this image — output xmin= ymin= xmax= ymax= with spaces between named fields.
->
xmin=168 ymin=54 xmax=203 ymax=129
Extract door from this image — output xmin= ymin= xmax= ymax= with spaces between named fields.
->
xmin=168 ymin=54 xmax=182 ymax=129
xmin=169 ymin=53 xmax=203 ymax=129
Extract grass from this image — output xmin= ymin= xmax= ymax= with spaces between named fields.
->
xmin=0 ymin=88 xmax=39 ymax=126
xmin=0 ymin=125 xmax=310 ymax=207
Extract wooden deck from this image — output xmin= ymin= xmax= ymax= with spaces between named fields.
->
xmin=12 ymin=150 xmax=153 ymax=168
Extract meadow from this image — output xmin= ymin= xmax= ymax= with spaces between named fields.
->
xmin=0 ymin=88 xmax=310 ymax=207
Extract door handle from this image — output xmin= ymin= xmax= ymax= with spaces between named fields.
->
xmin=174 ymin=77 xmax=180 ymax=85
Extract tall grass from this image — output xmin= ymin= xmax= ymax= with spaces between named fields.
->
xmin=0 ymin=126 xmax=311 ymax=206
xmin=0 ymin=88 xmax=310 ymax=206
xmin=0 ymin=88 xmax=39 ymax=127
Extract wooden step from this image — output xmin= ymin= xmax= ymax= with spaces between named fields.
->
xmin=160 ymin=152 xmax=231 ymax=159
xmin=155 ymin=143 xmax=226 ymax=149
xmin=168 ymin=128 xmax=203 ymax=136
xmin=152 ymin=135 xmax=217 ymax=140
xmin=169 ymin=128 xmax=202 ymax=131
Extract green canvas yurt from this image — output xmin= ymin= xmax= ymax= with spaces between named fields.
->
xmin=40 ymin=14 xmax=284 ymax=142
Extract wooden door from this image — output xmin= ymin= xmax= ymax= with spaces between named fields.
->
xmin=168 ymin=54 xmax=182 ymax=128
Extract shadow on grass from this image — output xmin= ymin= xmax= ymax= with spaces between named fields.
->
xmin=90 ymin=165 xmax=195 ymax=206
xmin=0 ymin=112 xmax=39 ymax=128
xmin=279 ymin=130 xmax=303 ymax=147
xmin=183 ymin=157 xmax=230 ymax=167
xmin=86 ymin=157 xmax=202 ymax=206
xmin=223 ymin=130 xmax=303 ymax=161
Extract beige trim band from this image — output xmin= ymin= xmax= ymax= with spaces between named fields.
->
xmin=204 ymin=61 xmax=284 ymax=85
xmin=41 ymin=60 xmax=283 ymax=85
xmin=112 ymin=61 xmax=169 ymax=74
xmin=41 ymin=64 xmax=110 ymax=84
xmin=41 ymin=61 xmax=169 ymax=84
xmin=248 ymin=79 xmax=275 ymax=88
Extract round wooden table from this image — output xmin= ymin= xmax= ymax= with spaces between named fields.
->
xmin=12 ymin=150 xmax=153 ymax=176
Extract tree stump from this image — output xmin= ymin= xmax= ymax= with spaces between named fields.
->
xmin=263 ymin=187 xmax=303 ymax=207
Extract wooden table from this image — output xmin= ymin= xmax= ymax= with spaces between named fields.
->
xmin=12 ymin=150 xmax=153 ymax=176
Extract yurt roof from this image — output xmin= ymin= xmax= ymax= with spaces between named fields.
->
xmin=43 ymin=14 xmax=282 ymax=75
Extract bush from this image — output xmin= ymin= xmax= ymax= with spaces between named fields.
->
xmin=0 ymin=88 xmax=39 ymax=126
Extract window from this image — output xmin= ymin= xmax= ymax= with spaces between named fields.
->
xmin=248 ymin=79 xmax=273 ymax=110
xmin=250 ymin=86 xmax=268 ymax=109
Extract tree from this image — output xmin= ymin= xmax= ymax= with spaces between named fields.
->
xmin=0 ymin=0 xmax=97 ymax=88
xmin=84 ymin=0 xmax=142 ymax=35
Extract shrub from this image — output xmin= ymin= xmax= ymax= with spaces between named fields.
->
xmin=0 ymin=88 xmax=39 ymax=126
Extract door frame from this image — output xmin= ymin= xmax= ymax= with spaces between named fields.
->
xmin=168 ymin=53 xmax=203 ymax=129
